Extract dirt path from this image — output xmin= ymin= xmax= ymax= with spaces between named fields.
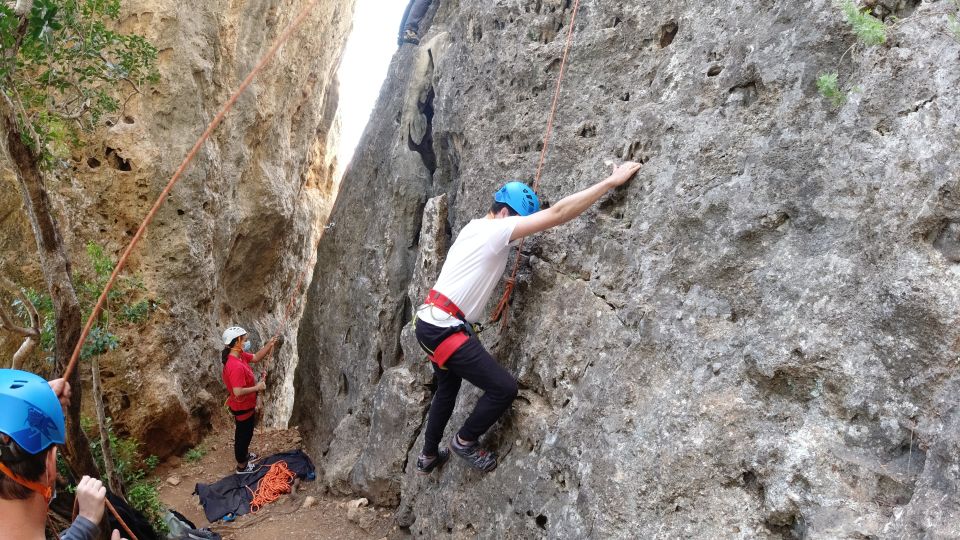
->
xmin=153 ymin=416 xmax=400 ymax=540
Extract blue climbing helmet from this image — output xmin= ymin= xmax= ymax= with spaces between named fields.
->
xmin=0 ymin=369 xmax=65 ymax=455
xmin=494 ymin=181 xmax=540 ymax=216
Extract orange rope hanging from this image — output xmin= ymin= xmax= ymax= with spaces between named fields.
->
xmin=61 ymin=0 xmax=322 ymax=382
xmin=490 ymin=0 xmax=583 ymax=329
xmin=249 ymin=461 xmax=296 ymax=513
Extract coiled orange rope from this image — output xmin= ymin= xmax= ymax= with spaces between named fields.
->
xmin=248 ymin=461 xmax=296 ymax=513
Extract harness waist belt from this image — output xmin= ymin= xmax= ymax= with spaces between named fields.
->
xmin=421 ymin=290 xmax=470 ymax=368
xmin=425 ymin=289 xmax=466 ymax=321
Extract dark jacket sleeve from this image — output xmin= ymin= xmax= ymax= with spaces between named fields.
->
xmin=60 ymin=516 xmax=100 ymax=540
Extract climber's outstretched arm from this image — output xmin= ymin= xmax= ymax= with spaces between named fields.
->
xmin=510 ymin=161 xmax=641 ymax=241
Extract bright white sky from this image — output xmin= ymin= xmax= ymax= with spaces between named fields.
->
xmin=337 ymin=0 xmax=410 ymax=166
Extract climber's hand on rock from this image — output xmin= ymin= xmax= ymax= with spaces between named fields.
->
xmin=606 ymin=161 xmax=642 ymax=188
xmin=76 ymin=475 xmax=107 ymax=525
xmin=256 ymin=381 xmax=266 ymax=392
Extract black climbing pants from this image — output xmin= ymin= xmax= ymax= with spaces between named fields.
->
xmin=416 ymin=318 xmax=519 ymax=457
xmin=402 ymin=0 xmax=433 ymax=32
xmin=234 ymin=412 xmax=256 ymax=464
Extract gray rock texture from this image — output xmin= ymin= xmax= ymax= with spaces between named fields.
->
xmin=293 ymin=0 xmax=960 ymax=538
xmin=1 ymin=0 xmax=352 ymax=456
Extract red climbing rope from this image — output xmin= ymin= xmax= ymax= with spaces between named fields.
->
xmin=248 ymin=461 xmax=296 ymax=513
xmin=61 ymin=0 xmax=323 ymax=383
xmin=490 ymin=0 xmax=583 ymax=329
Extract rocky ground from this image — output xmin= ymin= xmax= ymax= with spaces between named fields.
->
xmin=154 ymin=419 xmax=400 ymax=540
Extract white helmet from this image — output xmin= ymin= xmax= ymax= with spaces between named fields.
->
xmin=222 ymin=326 xmax=247 ymax=345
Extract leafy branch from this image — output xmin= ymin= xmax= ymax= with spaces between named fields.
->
xmin=0 ymin=0 xmax=158 ymax=168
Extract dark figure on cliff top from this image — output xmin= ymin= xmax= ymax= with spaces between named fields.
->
xmin=0 ymin=369 xmax=127 ymax=539
xmin=399 ymin=0 xmax=434 ymax=45
xmin=221 ymin=326 xmax=277 ymax=474
xmin=415 ymin=161 xmax=643 ymax=474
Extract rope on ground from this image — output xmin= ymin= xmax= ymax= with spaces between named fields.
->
xmin=489 ymin=0 xmax=583 ymax=330
xmin=249 ymin=461 xmax=296 ymax=513
xmin=61 ymin=0 xmax=323 ymax=383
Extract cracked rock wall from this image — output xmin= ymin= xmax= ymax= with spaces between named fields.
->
xmin=293 ymin=0 xmax=960 ymax=537
xmin=1 ymin=0 xmax=352 ymax=457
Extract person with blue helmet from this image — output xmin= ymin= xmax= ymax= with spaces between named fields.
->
xmin=0 ymin=369 xmax=126 ymax=539
xmin=414 ymin=161 xmax=643 ymax=474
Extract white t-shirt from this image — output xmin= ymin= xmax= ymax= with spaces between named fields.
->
xmin=418 ymin=216 xmax=521 ymax=325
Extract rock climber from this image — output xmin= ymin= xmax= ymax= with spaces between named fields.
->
xmin=221 ymin=326 xmax=277 ymax=474
xmin=399 ymin=0 xmax=435 ymax=45
xmin=415 ymin=161 xmax=643 ymax=474
xmin=0 ymin=368 xmax=127 ymax=539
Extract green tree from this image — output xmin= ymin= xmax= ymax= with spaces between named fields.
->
xmin=0 ymin=0 xmax=157 ymax=479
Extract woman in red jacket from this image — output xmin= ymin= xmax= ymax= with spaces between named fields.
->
xmin=221 ymin=326 xmax=276 ymax=474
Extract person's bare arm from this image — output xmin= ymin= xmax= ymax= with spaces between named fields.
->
xmin=233 ymin=381 xmax=265 ymax=397
xmin=251 ymin=337 xmax=277 ymax=363
xmin=510 ymin=161 xmax=642 ymax=241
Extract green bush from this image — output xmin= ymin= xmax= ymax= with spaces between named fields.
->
xmin=841 ymin=0 xmax=887 ymax=46
xmin=6 ymin=242 xmax=157 ymax=363
xmin=126 ymin=481 xmax=167 ymax=534
xmin=119 ymin=299 xmax=156 ymax=324
xmin=184 ymin=445 xmax=207 ymax=463
xmin=817 ymin=72 xmax=847 ymax=106
xmin=82 ymin=417 xmax=168 ymax=533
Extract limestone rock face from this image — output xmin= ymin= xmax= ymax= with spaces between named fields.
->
xmin=1 ymin=0 xmax=353 ymax=457
xmin=294 ymin=0 xmax=960 ymax=537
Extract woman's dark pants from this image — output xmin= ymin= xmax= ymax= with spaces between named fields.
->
xmin=234 ymin=413 xmax=256 ymax=464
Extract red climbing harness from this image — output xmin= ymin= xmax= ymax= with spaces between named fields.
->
xmin=420 ymin=290 xmax=471 ymax=368
xmin=425 ymin=289 xmax=465 ymax=320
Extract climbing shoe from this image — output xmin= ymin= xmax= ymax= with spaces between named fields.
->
xmin=247 ymin=452 xmax=259 ymax=463
xmin=235 ymin=461 xmax=257 ymax=475
xmin=416 ymin=448 xmax=450 ymax=476
xmin=402 ymin=29 xmax=420 ymax=45
xmin=450 ymin=436 xmax=498 ymax=472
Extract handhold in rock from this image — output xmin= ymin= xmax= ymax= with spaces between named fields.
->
xmin=711 ymin=363 xmax=722 ymax=375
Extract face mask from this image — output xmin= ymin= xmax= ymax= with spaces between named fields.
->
xmin=243 ymin=341 xmax=252 ymax=352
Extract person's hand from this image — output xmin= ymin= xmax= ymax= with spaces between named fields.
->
xmin=256 ymin=381 xmax=266 ymax=392
xmin=75 ymin=475 xmax=107 ymax=525
xmin=606 ymin=161 xmax=642 ymax=187
xmin=47 ymin=378 xmax=71 ymax=408
xmin=111 ymin=530 xmax=128 ymax=540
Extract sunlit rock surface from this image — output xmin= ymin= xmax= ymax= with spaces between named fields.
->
xmin=1 ymin=0 xmax=353 ymax=457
